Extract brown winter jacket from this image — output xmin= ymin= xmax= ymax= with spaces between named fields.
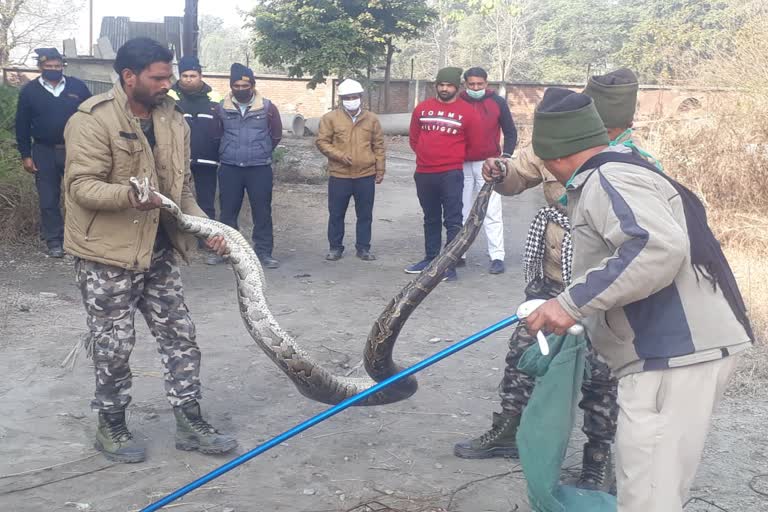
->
xmin=494 ymin=144 xmax=565 ymax=283
xmin=63 ymin=84 xmax=206 ymax=272
xmin=315 ymin=108 xmax=385 ymax=179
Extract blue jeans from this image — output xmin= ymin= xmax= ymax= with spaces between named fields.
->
xmin=32 ymin=143 xmax=66 ymax=247
xmin=327 ymin=175 xmax=375 ymax=252
xmin=191 ymin=163 xmax=218 ymax=220
xmin=218 ymin=164 xmax=274 ymax=257
xmin=414 ymin=170 xmax=464 ymax=260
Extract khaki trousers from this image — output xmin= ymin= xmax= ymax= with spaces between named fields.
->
xmin=616 ymin=355 xmax=739 ymax=512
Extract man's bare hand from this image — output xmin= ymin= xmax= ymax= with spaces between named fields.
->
xmin=525 ymin=298 xmax=577 ymax=336
xmin=22 ymin=157 xmax=37 ymax=174
xmin=205 ymin=235 xmax=228 ymax=256
xmin=482 ymin=158 xmax=507 ymax=183
xmin=342 ymin=154 xmax=353 ymax=166
xmin=375 ymin=174 xmax=384 ymax=184
xmin=128 ymin=188 xmax=163 ymax=211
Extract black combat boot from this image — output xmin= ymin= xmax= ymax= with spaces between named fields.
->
xmin=173 ymin=401 xmax=238 ymax=454
xmin=576 ymin=441 xmax=615 ymax=494
xmin=95 ymin=410 xmax=146 ymax=463
xmin=453 ymin=412 xmax=520 ymax=459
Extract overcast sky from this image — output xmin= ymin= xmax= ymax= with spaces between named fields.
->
xmin=67 ymin=0 xmax=257 ymax=54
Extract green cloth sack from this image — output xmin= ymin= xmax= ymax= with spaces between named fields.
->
xmin=516 ymin=333 xmax=617 ymax=512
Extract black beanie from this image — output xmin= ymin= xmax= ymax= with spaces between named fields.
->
xmin=230 ymin=63 xmax=255 ymax=85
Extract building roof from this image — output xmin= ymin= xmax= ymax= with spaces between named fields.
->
xmin=99 ymin=16 xmax=183 ymax=56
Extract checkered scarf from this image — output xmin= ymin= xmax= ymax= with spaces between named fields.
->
xmin=523 ymin=206 xmax=573 ymax=285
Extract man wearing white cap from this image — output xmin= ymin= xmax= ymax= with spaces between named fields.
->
xmin=316 ymin=79 xmax=385 ymax=261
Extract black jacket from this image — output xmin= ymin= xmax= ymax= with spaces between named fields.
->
xmin=170 ymin=82 xmax=221 ymax=167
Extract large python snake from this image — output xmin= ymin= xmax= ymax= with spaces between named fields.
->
xmin=130 ymin=168 xmax=503 ymax=406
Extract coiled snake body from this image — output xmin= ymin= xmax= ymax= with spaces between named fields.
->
xmin=130 ymin=174 xmax=501 ymax=406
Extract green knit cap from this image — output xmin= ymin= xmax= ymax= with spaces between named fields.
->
xmin=435 ymin=67 xmax=463 ymax=88
xmin=532 ymin=88 xmax=609 ymax=160
xmin=582 ymin=68 xmax=639 ymax=129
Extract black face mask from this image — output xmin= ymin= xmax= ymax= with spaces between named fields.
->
xmin=232 ymin=89 xmax=253 ymax=103
xmin=42 ymin=69 xmax=63 ymax=82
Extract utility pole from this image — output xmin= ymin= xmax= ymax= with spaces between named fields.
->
xmin=183 ymin=0 xmax=199 ymax=57
xmin=89 ymin=0 xmax=93 ymax=56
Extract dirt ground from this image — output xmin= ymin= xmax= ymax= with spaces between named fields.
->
xmin=1 ymin=138 xmax=766 ymax=512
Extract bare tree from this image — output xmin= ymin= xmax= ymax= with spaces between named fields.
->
xmin=0 ymin=0 xmax=81 ymax=68
xmin=477 ymin=0 xmax=538 ymax=81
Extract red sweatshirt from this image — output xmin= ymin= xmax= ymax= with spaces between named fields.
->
xmin=409 ymin=97 xmax=478 ymax=173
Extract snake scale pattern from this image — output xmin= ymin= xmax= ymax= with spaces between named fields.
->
xmin=130 ymin=173 xmax=500 ymax=406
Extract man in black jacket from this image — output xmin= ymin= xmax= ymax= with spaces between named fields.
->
xmin=15 ymin=47 xmax=91 ymax=257
xmin=169 ymin=56 xmax=223 ymax=264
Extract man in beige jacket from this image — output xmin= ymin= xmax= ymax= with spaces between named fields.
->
xmin=525 ymin=88 xmax=751 ymax=511
xmin=64 ymin=37 xmax=236 ymax=463
xmin=316 ymin=79 xmax=385 ymax=261
xmin=455 ymin=70 xmax=644 ymax=493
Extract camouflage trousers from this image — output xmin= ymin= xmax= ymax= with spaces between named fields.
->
xmin=75 ymin=246 xmax=201 ymax=413
xmin=499 ymin=276 xmax=619 ymax=443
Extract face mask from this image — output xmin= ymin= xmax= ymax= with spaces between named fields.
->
xmin=42 ymin=69 xmax=63 ymax=82
xmin=342 ymin=98 xmax=361 ymax=111
xmin=466 ymin=88 xmax=485 ymax=99
xmin=232 ymin=89 xmax=253 ymax=103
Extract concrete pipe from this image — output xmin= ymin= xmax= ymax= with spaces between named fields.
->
xmin=304 ymin=117 xmax=321 ymax=136
xmin=281 ymin=113 xmax=306 ymax=135
xmin=377 ymin=113 xmax=412 ymax=136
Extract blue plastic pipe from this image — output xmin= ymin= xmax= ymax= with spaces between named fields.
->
xmin=141 ymin=314 xmax=521 ymax=512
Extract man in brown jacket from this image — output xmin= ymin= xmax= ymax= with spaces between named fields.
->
xmin=64 ymin=38 xmax=236 ymax=463
xmin=315 ymin=79 xmax=385 ymax=261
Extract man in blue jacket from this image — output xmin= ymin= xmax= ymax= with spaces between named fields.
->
xmin=15 ymin=47 xmax=91 ymax=257
xmin=169 ymin=55 xmax=222 ymax=264
xmin=215 ymin=63 xmax=282 ymax=268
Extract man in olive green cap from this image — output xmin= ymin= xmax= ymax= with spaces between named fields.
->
xmin=525 ymin=88 xmax=750 ymax=511
xmin=583 ymin=68 xmax=638 ymax=141
xmin=455 ymin=69 xmax=643 ymax=493
xmin=407 ymin=66 xmax=478 ymax=281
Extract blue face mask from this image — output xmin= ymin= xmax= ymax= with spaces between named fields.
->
xmin=42 ymin=69 xmax=63 ymax=82
xmin=466 ymin=88 xmax=486 ymax=99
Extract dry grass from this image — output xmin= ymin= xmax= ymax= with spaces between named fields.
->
xmin=0 ymin=154 xmax=39 ymax=243
xmin=637 ymin=15 xmax=768 ymax=392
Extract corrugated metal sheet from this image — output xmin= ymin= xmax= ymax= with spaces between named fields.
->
xmin=82 ymin=79 xmax=113 ymax=95
xmin=100 ymin=16 xmax=183 ymax=57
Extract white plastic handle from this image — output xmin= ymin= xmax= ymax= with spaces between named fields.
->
xmin=515 ymin=299 xmax=584 ymax=356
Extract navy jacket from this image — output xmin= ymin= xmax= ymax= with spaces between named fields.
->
xmin=169 ymin=81 xmax=221 ymax=167
xmin=15 ymin=76 xmax=91 ymax=158
xmin=215 ymin=92 xmax=282 ymax=167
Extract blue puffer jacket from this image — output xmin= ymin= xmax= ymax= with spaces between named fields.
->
xmin=216 ymin=92 xmax=282 ymax=167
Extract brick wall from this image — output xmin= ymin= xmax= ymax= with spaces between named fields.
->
xmin=1 ymin=66 xmax=721 ymax=123
xmin=358 ymin=80 xmax=412 ymax=114
xmin=204 ymin=74 xmax=332 ymax=118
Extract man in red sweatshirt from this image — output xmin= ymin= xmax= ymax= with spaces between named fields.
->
xmin=407 ymin=66 xmax=477 ymax=282
xmin=460 ymin=67 xmax=517 ymax=275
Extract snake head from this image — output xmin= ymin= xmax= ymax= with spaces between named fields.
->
xmin=129 ymin=176 xmax=152 ymax=203
xmin=493 ymin=159 xmax=509 ymax=184
xmin=129 ymin=176 xmax=174 ymax=210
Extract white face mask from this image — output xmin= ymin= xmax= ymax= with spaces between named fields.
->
xmin=343 ymin=98 xmax=361 ymax=111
